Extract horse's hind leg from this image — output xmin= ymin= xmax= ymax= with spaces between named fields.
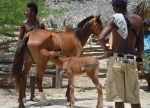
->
xmin=36 ymin=62 xmax=51 ymax=106
xmin=86 ymin=68 xmax=103 ymax=108
xmin=18 ymin=54 xmax=33 ymax=107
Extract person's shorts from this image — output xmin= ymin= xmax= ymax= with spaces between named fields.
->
xmin=142 ymin=52 xmax=150 ymax=74
xmin=105 ymin=53 xmax=140 ymax=104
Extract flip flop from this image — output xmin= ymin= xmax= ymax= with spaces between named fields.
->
xmin=22 ymin=97 xmax=26 ymax=103
xmin=30 ymin=96 xmax=40 ymax=102
xmin=146 ymin=89 xmax=150 ymax=93
xmin=104 ymin=105 xmax=113 ymax=108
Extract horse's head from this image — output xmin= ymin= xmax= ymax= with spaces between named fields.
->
xmin=89 ymin=14 xmax=104 ymax=37
xmin=74 ymin=14 xmax=104 ymax=47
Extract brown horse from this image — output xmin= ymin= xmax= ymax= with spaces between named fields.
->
xmin=8 ymin=14 xmax=103 ymax=107
xmin=40 ymin=49 xmax=103 ymax=108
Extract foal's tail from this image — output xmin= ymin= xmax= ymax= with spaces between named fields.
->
xmin=82 ymin=62 xmax=99 ymax=71
xmin=8 ymin=36 xmax=29 ymax=90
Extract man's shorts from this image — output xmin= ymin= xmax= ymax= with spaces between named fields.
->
xmin=142 ymin=52 xmax=150 ymax=74
xmin=105 ymin=53 xmax=140 ymax=104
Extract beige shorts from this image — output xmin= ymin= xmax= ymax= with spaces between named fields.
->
xmin=105 ymin=53 xmax=140 ymax=104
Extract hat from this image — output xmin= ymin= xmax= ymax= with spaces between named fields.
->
xmin=109 ymin=0 xmax=128 ymax=7
xmin=143 ymin=19 xmax=150 ymax=24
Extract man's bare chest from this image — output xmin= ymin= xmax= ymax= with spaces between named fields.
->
xmin=25 ymin=23 xmax=41 ymax=32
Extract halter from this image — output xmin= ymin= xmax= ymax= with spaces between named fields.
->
xmin=93 ymin=18 xmax=102 ymax=37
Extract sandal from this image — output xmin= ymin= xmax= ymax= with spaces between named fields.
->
xmin=144 ymin=88 xmax=150 ymax=92
xmin=22 ymin=97 xmax=26 ymax=103
xmin=30 ymin=96 xmax=40 ymax=102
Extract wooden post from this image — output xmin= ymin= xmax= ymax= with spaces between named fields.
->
xmin=55 ymin=66 xmax=62 ymax=88
xmin=52 ymin=77 xmax=55 ymax=88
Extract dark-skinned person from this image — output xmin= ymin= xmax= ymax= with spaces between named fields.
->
xmin=17 ymin=1 xmax=45 ymax=103
xmin=98 ymin=0 xmax=143 ymax=108
xmin=142 ymin=19 xmax=150 ymax=92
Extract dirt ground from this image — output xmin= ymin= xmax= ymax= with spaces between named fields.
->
xmin=0 ymin=58 xmax=150 ymax=108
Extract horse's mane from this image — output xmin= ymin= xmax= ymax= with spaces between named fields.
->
xmin=77 ymin=16 xmax=94 ymax=28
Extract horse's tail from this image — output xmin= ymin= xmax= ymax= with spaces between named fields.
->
xmin=8 ymin=36 xmax=29 ymax=90
xmin=81 ymin=62 xmax=99 ymax=71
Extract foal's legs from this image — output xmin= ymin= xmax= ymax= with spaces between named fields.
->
xmin=86 ymin=69 xmax=103 ymax=108
xmin=67 ymin=72 xmax=75 ymax=108
xmin=36 ymin=62 xmax=50 ymax=105
xmin=65 ymin=52 xmax=82 ymax=102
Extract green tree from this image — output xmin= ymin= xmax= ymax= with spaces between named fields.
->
xmin=0 ymin=0 xmax=46 ymax=34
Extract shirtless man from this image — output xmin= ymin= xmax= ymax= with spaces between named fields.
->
xmin=98 ymin=0 xmax=143 ymax=108
xmin=17 ymin=1 xmax=45 ymax=103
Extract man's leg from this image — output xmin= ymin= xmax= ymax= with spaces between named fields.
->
xmin=145 ymin=73 xmax=150 ymax=90
xmin=115 ymin=102 xmax=125 ymax=108
xmin=131 ymin=103 xmax=141 ymax=108
xmin=30 ymin=76 xmax=39 ymax=102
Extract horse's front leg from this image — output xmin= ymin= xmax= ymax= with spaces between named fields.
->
xmin=36 ymin=63 xmax=51 ymax=106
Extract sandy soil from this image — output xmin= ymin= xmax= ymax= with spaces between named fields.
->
xmin=0 ymin=58 xmax=150 ymax=108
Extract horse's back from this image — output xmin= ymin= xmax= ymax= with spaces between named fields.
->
xmin=70 ymin=56 xmax=99 ymax=65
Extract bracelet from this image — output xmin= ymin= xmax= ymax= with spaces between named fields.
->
xmin=136 ymin=58 xmax=143 ymax=62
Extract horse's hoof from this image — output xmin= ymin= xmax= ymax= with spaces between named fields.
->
xmin=18 ymin=104 xmax=25 ymax=108
xmin=40 ymin=100 xmax=51 ymax=106
xmin=70 ymin=104 xmax=74 ymax=108
xmin=67 ymin=97 xmax=76 ymax=102
xmin=67 ymin=97 xmax=71 ymax=102
xmin=45 ymin=102 xmax=51 ymax=106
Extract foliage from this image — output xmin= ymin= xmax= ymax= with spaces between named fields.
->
xmin=0 ymin=0 xmax=46 ymax=34
xmin=0 ymin=0 xmax=84 ymax=34
xmin=132 ymin=0 xmax=150 ymax=20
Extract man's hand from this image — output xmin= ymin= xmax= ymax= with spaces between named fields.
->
xmin=104 ymin=49 xmax=117 ymax=58
xmin=137 ymin=63 xmax=142 ymax=71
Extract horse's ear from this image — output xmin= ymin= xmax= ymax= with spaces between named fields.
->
xmin=96 ymin=14 xmax=101 ymax=21
xmin=96 ymin=14 xmax=101 ymax=20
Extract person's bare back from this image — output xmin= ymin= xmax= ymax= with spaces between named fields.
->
xmin=111 ymin=12 xmax=143 ymax=55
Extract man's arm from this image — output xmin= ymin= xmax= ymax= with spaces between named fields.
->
xmin=17 ymin=22 xmax=25 ymax=46
xmin=136 ymin=24 xmax=144 ymax=59
xmin=98 ymin=18 xmax=115 ymax=54
xmin=41 ymin=22 xmax=45 ymax=29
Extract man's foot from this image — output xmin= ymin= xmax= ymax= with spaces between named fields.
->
xmin=30 ymin=96 xmax=40 ymax=102
xmin=22 ymin=97 xmax=26 ymax=103
xmin=144 ymin=88 xmax=150 ymax=92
